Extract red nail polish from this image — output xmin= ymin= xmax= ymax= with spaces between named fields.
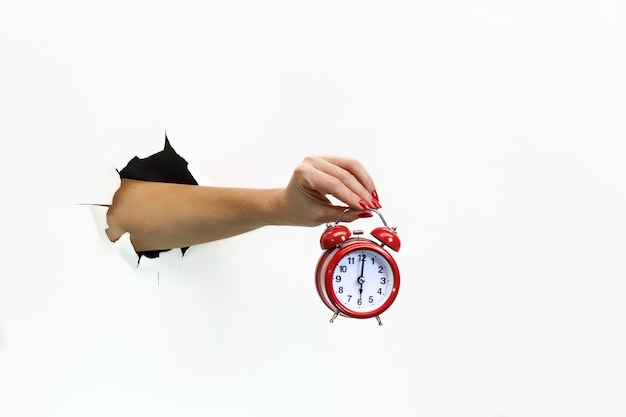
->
xmin=358 ymin=212 xmax=374 ymax=218
xmin=371 ymin=197 xmax=382 ymax=209
xmin=359 ymin=199 xmax=371 ymax=210
xmin=372 ymin=189 xmax=379 ymax=201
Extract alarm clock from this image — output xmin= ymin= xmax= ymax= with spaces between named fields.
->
xmin=315 ymin=208 xmax=401 ymax=326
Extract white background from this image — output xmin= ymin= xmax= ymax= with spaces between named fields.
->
xmin=1 ymin=1 xmax=625 ymax=416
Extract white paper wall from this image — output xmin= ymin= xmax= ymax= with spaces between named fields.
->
xmin=1 ymin=1 xmax=625 ymax=416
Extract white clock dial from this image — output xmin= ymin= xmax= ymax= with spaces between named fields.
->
xmin=331 ymin=249 xmax=394 ymax=313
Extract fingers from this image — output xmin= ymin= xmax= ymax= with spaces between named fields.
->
xmin=297 ymin=155 xmax=381 ymax=211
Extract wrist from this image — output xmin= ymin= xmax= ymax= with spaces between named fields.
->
xmin=267 ymin=188 xmax=293 ymax=226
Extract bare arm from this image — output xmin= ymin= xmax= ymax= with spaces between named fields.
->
xmin=105 ymin=155 xmax=382 ymax=252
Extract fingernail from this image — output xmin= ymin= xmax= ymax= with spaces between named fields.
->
xmin=358 ymin=212 xmax=374 ymax=218
xmin=359 ymin=199 xmax=371 ymax=210
xmin=371 ymin=197 xmax=382 ymax=209
xmin=372 ymin=189 xmax=380 ymax=201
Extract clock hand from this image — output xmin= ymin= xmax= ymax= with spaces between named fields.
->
xmin=359 ymin=257 xmax=365 ymax=279
xmin=358 ymin=257 xmax=366 ymax=302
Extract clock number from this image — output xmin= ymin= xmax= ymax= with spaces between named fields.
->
xmin=358 ymin=254 xmax=367 ymax=262
xmin=377 ymin=288 xmax=382 ymax=295
xmin=335 ymin=275 xmax=342 ymax=283
xmin=339 ymin=265 xmax=347 ymax=273
xmin=368 ymin=296 xmax=374 ymax=303
xmin=338 ymin=286 xmax=344 ymax=293
xmin=357 ymin=298 xmax=362 ymax=306
xmin=347 ymin=295 xmax=352 ymax=302
xmin=380 ymin=277 xmax=387 ymax=284
xmin=378 ymin=265 xmax=384 ymax=273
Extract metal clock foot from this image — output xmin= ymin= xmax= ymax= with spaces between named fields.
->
xmin=329 ymin=311 xmax=339 ymax=323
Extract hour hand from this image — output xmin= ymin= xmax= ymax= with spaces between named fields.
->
xmin=358 ymin=276 xmax=364 ymax=299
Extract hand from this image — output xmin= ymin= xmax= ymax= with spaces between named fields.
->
xmin=275 ymin=156 xmax=382 ymax=226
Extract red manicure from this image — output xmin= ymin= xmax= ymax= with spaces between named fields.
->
xmin=371 ymin=190 xmax=382 ymax=208
xmin=358 ymin=212 xmax=374 ymax=218
xmin=359 ymin=199 xmax=371 ymax=210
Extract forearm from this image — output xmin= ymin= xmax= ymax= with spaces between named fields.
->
xmin=106 ymin=179 xmax=285 ymax=252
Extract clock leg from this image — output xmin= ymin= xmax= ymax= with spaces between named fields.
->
xmin=329 ymin=311 xmax=339 ymax=323
xmin=375 ymin=316 xmax=383 ymax=326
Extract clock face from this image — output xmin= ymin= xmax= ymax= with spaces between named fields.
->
xmin=330 ymin=248 xmax=395 ymax=314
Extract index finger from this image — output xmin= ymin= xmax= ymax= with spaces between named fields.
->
xmin=307 ymin=155 xmax=377 ymax=209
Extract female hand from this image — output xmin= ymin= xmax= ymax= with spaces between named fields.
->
xmin=275 ymin=155 xmax=382 ymax=227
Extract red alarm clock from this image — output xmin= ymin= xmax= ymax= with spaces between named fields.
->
xmin=315 ymin=208 xmax=401 ymax=326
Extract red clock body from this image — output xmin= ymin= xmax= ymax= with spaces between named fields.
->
xmin=315 ymin=211 xmax=401 ymax=325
